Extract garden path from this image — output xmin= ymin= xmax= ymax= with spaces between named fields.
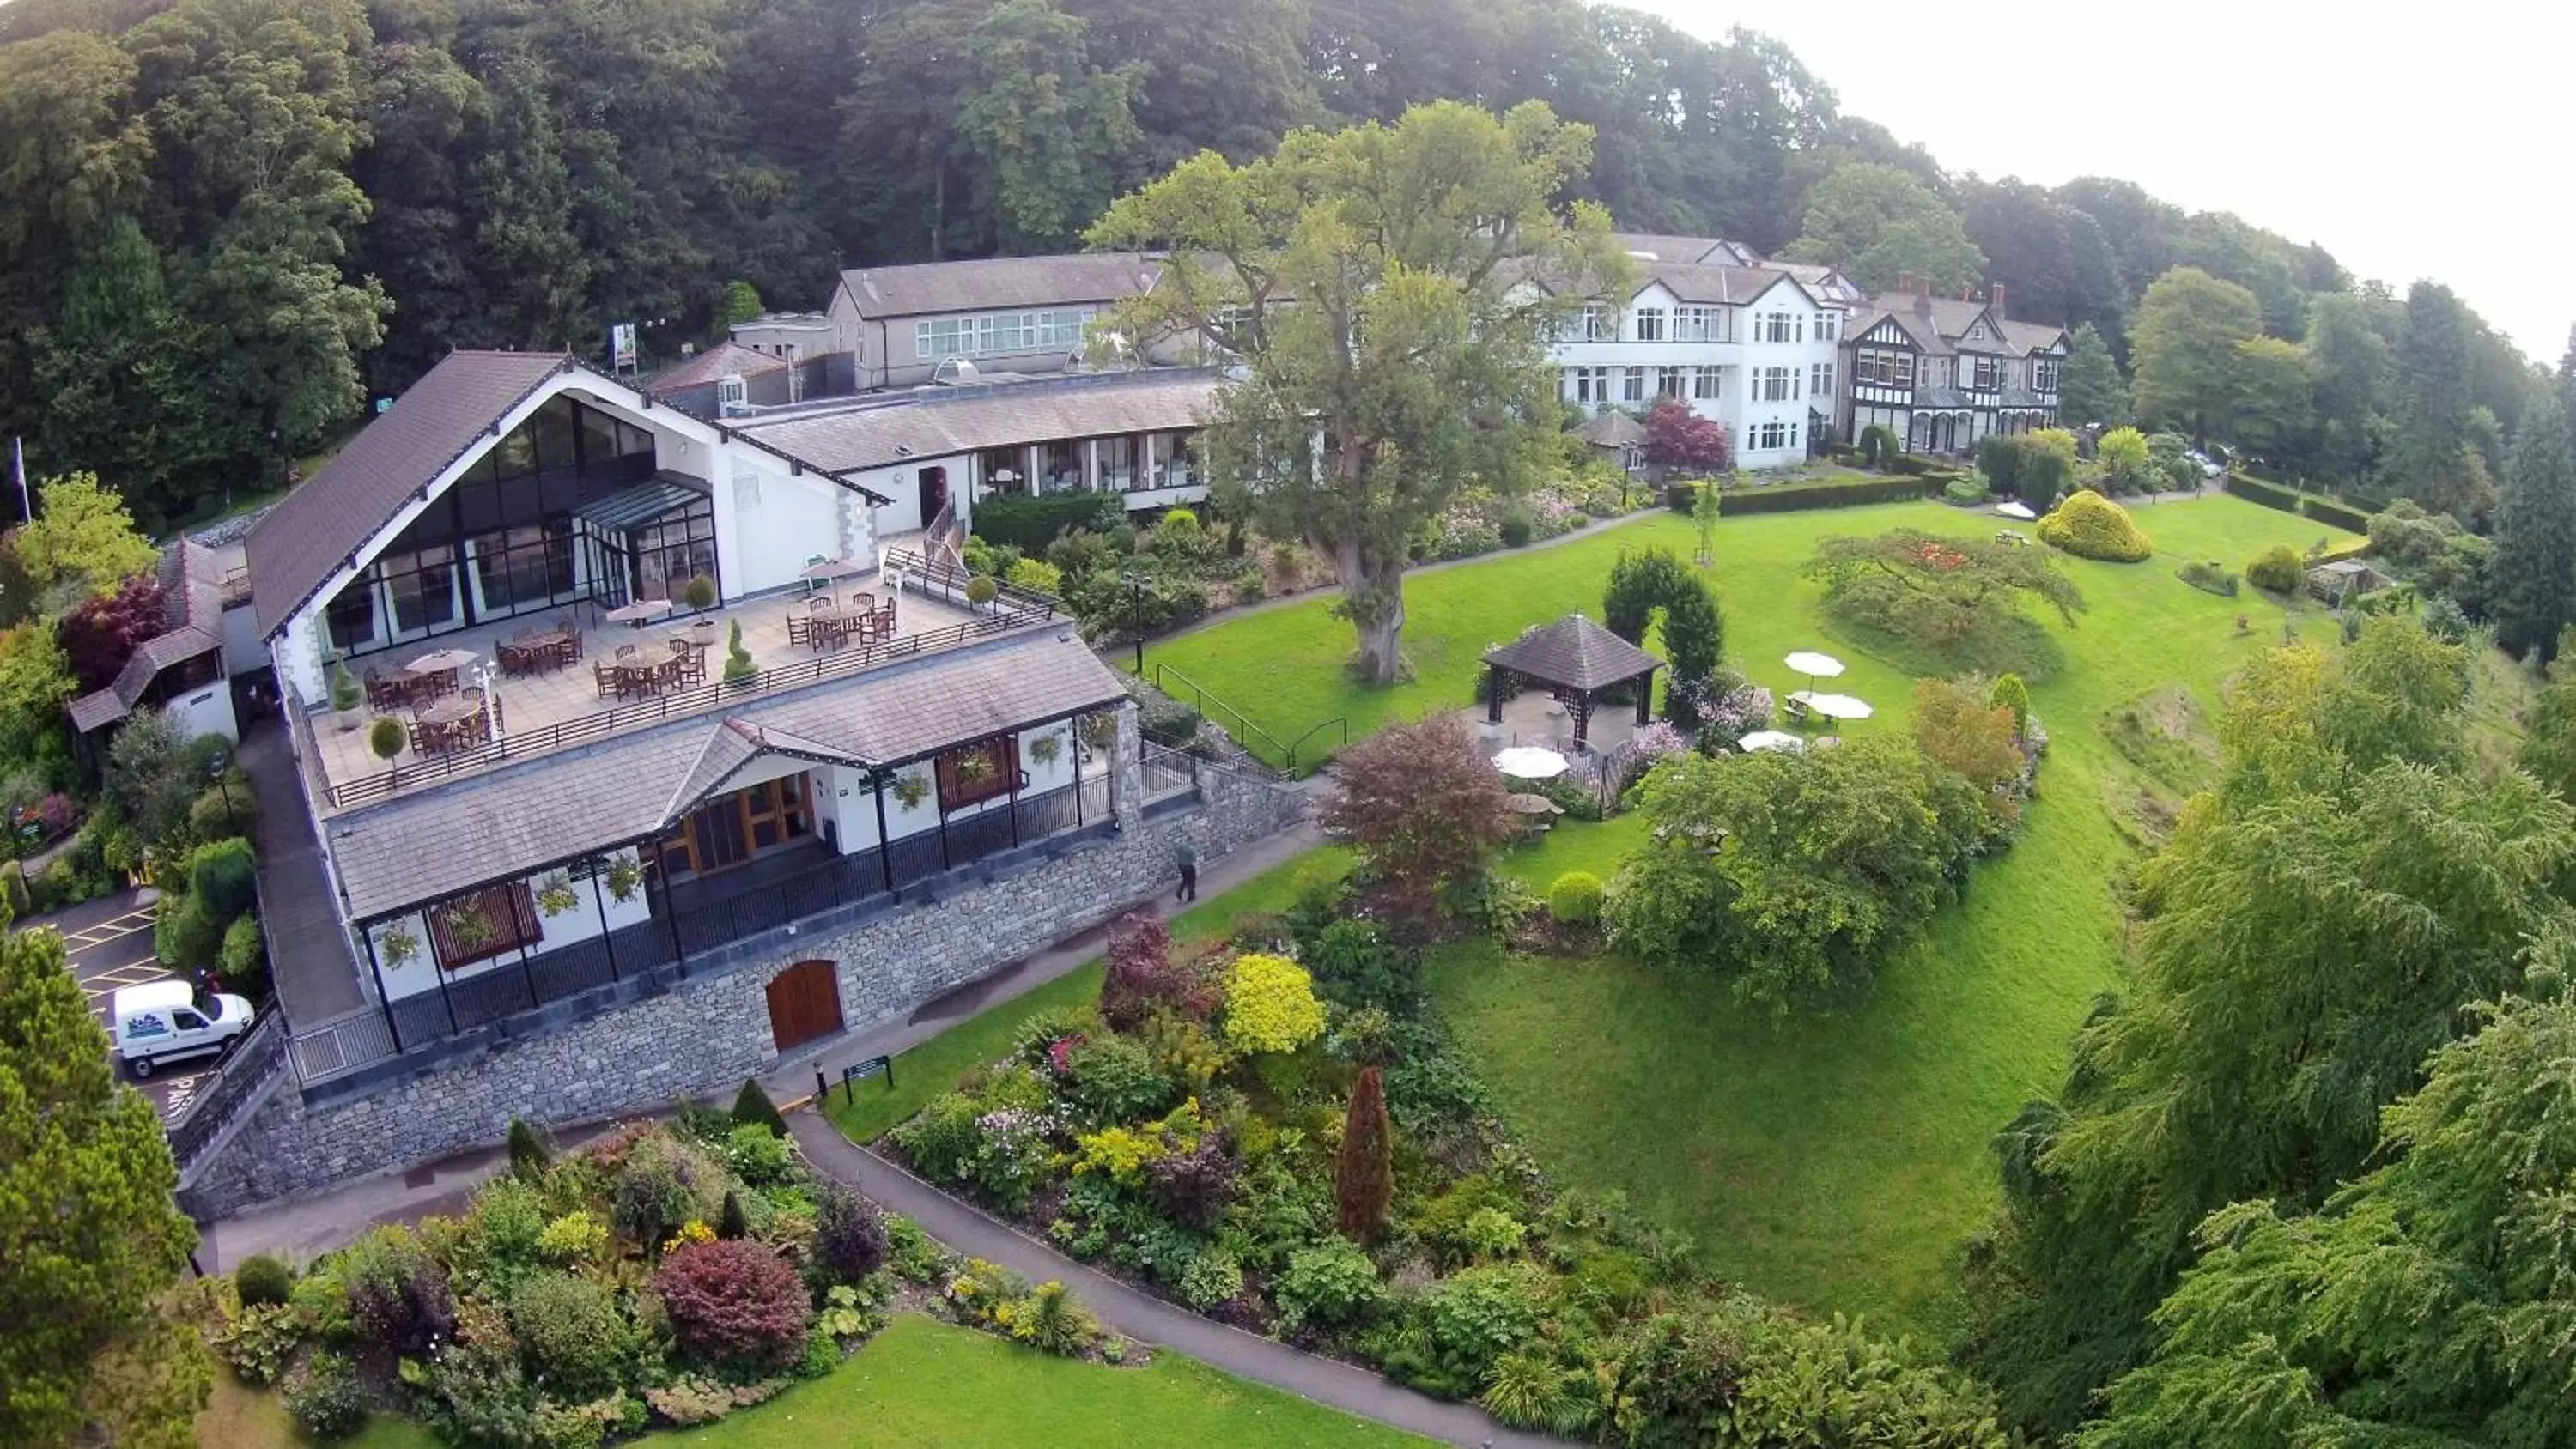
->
xmin=789 ymin=1113 xmax=1567 ymax=1449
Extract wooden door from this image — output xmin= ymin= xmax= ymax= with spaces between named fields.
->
xmin=918 ymin=466 xmax=948 ymax=526
xmin=765 ymin=959 xmax=843 ymax=1052
xmin=686 ymin=798 xmax=751 ymax=874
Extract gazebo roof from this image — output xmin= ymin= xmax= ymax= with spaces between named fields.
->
xmin=1577 ymin=411 xmax=1648 ymax=449
xmin=1484 ymin=613 xmax=1662 ymax=694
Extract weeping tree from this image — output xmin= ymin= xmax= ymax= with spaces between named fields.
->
xmin=1089 ymin=100 xmax=1630 ymax=685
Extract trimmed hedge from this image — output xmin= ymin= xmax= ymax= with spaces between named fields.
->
xmin=2315 ymin=537 xmax=2372 ymax=563
xmin=2223 ymin=472 xmax=2372 ymax=533
xmin=969 ymin=492 xmax=1127 ymax=553
xmin=2036 ymin=490 xmax=2152 ymax=561
xmin=1717 ymin=476 xmax=1934 ymax=515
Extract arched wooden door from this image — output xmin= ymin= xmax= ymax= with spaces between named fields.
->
xmin=765 ymin=960 xmax=844 ymax=1052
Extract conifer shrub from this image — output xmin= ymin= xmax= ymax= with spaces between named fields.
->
xmin=2036 ymin=489 xmax=2152 ymax=561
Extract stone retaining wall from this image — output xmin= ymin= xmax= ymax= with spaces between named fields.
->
xmin=180 ymin=761 xmax=1303 ymax=1221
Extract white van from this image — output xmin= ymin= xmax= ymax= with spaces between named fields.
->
xmin=110 ymin=979 xmax=254 ymax=1077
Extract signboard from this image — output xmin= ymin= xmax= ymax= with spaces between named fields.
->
xmin=610 ymin=321 xmax=638 ymax=370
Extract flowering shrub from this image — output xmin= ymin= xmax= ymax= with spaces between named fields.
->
xmin=1074 ymin=1123 xmax=1168 ymax=1188
xmin=1222 ymin=954 xmax=1327 ymax=1055
xmin=537 ymin=1210 xmax=608 ymax=1265
xmin=1703 ymin=680 xmax=1773 ymax=737
xmin=508 ymin=1271 xmax=633 ymax=1397
xmin=968 ymin=1107 xmax=1060 ymax=1213
xmin=652 ymin=1239 xmax=812 ymax=1370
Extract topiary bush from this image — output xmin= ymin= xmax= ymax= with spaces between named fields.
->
xmin=2247 ymin=543 xmax=2304 ymax=594
xmin=1990 ymin=674 xmax=2031 ymax=742
xmin=730 ymin=1078 xmax=787 ymax=1137
xmin=1546 ymin=870 xmax=1605 ymax=925
xmin=2035 ymin=489 xmax=2152 ymax=561
xmin=653 ymin=1238 xmax=813 ymax=1370
xmin=235 ymin=1253 xmax=295 ymax=1308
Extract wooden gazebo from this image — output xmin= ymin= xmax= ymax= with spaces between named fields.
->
xmin=1482 ymin=613 xmax=1663 ymax=751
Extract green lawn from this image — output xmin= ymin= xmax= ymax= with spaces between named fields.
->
xmin=203 ymin=1315 xmax=1423 ymax=1449
xmin=1165 ymin=494 xmax=2358 ymax=1338
xmin=824 ymin=849 xmax=1351 ymax=1142
xmin=644 ymin=1314 xmax=1429 ymax=1447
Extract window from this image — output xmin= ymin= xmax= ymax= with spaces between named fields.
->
xmin=471 ymin=520 xmax=575 ymax=614
xmin=1568 ymin=367 xmax=1611 ymax=404
xmin=717 ymin=375 xmax=747 ymax=409
xmin=1789 ymin=422 xmax=1800 ymax=450
xmin=627 ymin=497 xmax=717 ymax=604
xmin=1621 ymin=367 xmax=1647 ymax=403
xmin=427 ymin=883 xmax=542 ymax=970
xmin=1754 ymin=420 xmax=1788 ymax=450
xmin=382 ymin=545 xmax=457 ymax=636
xmin=936 ymin=737 xmax=1018 ymax=810
xmin=1577 ymin=304 xmax=1617 ymax=342
xmin=1656 ymin=366 xmax=1687 ymax=399
xmin=1810 ymin=362 xmax=1835 ymax=397
xmin=1632 ymin=306 xmax=1666 ymax=342
xmin=2032 ymin=357 xmax=2061 ymax=393
xmin=1970 ymin=355 xmax=2000 ymax=391
xmin=1692 ymin=365 xmax=1725 ymax=400
xmin=1814 ymin=312 xmax=1840 ymax=342
xmin=916 ymin=307 xmax=1098 ymax=361
xmin=1756 ymin=367 xmax=1795 ymax=403
xmin=1675 ymin=306 xmax=1727 ymax=342
xmin=1891 ymin=351 xmax=1916 ymax=389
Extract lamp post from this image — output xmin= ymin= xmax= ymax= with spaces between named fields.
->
xmin=469 ymin=661 xmax=500 ymax=743
xmin=205 ymin=746 xmax=234 ymax=828
xmin=1121 ymin=567 xmax=1148 ymax=676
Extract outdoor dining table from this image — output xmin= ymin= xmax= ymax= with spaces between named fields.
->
xmin=803 ymin=595 xmax=883 ymax=651
xmin=410 ymin=695 xmax=483 ymax=753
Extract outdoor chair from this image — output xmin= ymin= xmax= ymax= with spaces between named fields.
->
xmin=593 ymin=663 xmax=619 ymax=699
xmin=363 ymin=668 xmax=398 ymax=709
xmin=786 ymin=614 xmax=812 ymax=649
xmin=804 ymin=555 xmax=828 ymax=596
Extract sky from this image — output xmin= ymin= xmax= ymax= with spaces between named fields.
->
xmin=1623 ymin=0 xmax=2576 ymax=364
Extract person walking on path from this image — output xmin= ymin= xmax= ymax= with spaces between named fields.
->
xmin=1174 ymin=836 xmax=1198 ymax=902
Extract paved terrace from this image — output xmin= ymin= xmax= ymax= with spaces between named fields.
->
xmin=304 ymin=573 xmax=1012 ymax=813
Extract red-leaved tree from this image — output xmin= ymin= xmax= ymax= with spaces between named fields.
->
xmin=58 ymin=573 xmax=167 ymax=693
xmin=653 ymin=1238 xmax=812 ymax=1369
xmin=1334 ymin=1065 xmax=1394 ymax=1244
xmin=1643 ymin=399 xmax=1732 ymax=474
xmin=1321 ymin=715 xmax=1516 ymax=918
xmin=1099 ymin=910 xmax=1212 ymax=1029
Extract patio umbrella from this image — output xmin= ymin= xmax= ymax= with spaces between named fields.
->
xmin=403 ymin=647 xmax=479 ymax=676
xmin=1492 ymin=745 xmax=1570 ymax=779
xmin=1789 ymin=691 xmax=1874 ymax=721
xmin=1995 ymin=500 xmax=2038 ymax=521
xmin=603 ymin=597 xmax=671 ymax=625
xmin=1737 ymin=730 xmax=1806 ymax=754
xmin=1783 ymin=649 xmax=1844 ymax=694
xmin=800 ymin=555 xmax=868 ymax=582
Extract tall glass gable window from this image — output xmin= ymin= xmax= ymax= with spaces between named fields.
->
xmin=323 ymin=395 xmax=660 ymax=658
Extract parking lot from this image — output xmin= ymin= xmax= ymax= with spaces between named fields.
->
xmin=27 ymin=892 xmax=214 ymax=1119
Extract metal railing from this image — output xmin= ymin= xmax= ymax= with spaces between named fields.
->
xmin=321 ymin=579 xmax=1055 ymax=809
xmin=1147 ymin=663 xmax=1342 ymax=775
xmin=285 ymin=775 xmax=1116 ymax=1086
xmin=165 ymin=1011 xmax=287 ymax=1167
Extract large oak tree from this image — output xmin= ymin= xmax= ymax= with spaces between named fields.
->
xmin=1089 ymin=99 xmax=1627 ymax=683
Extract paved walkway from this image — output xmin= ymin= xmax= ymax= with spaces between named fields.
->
xmin=790 ymin=1113 xmax=1560 ymax=1448
xmin=240 ymin=720 xmax=366 ymax=1021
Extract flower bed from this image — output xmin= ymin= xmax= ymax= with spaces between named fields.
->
xmin=191 ymin=1091 xmax=1123 ymax=1446
xmin=872 ymin=878 xmax=2006 ymax=1440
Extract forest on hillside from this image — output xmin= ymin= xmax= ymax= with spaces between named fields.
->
xmin=0 ymin=0 xmax=2540 ymax=528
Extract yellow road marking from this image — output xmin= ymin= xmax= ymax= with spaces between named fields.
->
xmin=60 ymin=909 xmax=159 ymax=949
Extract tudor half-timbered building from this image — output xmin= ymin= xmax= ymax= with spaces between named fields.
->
xmin=1839 ymin=276 xmax=2070 ymax=455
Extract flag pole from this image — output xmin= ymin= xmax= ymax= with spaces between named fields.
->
xmin=8 ymin=435 xmax=25 ymax=523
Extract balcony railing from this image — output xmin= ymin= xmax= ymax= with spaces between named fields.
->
xmin=286 ymin=774 xmax=1114 ymax=1088
xmin=319 ymin=561 xmax=1058 ymax=810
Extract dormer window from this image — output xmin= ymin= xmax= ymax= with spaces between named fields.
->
xmin=718 ymin=375 xmax=747 ymax=409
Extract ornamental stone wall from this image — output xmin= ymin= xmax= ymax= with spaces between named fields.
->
xmin=181 ymin=761 xmax=1303 ymax=1221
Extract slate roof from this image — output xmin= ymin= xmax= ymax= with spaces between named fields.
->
xmin=326 ymin=632 xmax=1127 ymax=919
xmin=1485 ymin=614 xmax=1662 ymax=694
xmin=247 ymin=350 xmax=574 ymax=639
xmin=651 ymin=341 xmax=790 ymax=391
xmin=738 ymin=371 xmax=1219 ymax=476
xmin=1850 ymin=297 xmax=2070 ymax=361
xmin=68 ymin=539 xmax=231 ymax=734
xmin=1577 ymin=411 xmax=1648 ymax=449
xmin=1612 ymin=232 xmax=1727 ymax=264
xmin=836 ymin=254 xmax=1162 ymax=321
xmin=659 ymin=718 xmax=867 ymax=828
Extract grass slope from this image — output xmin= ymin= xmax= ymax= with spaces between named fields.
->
xmin=645 ymin=1314 xmax=1428 ymax=1448
xmin=1168 ymin=494 xmax=2352 ymax=1338
xmin=825 ymin=849 xmax=1350 ymax=1142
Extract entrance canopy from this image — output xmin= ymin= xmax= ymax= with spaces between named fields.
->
xmin=1482 ymin=613 xmax=1663 ymax=752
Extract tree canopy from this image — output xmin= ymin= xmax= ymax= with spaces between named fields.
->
xmin=2129 ymin=266 xmax=2261 ymax=443
xmin=1089 ymin=100 xmax=1627 ymax=682
xmin=1781 ymin=161 xmax=1984 ymax=295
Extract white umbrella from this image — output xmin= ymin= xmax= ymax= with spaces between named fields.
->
xmin=403 ymin=647 xmax=478 ymax=676
xmin=1996 ymin=500 xmax=2038 ymax=521
xmin=603 ymin=597 xmax=671 ymax=626
xmin=1492 ymin=745 xmax=1570 ymax=779
xmin=1738 ymin=730 xmax=1806 ymax=754
xmin=1789 ymin=690 xmax=1874 ymax=721
xmin=1783 ymin=651 xmax=1844 ymax=678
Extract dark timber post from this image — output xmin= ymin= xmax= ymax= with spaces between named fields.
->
xmin=592 ymin=854 xmax=619 ymax=981
xmin=1635 ymin=673 xmax=1654 ymax=726
xmin=650 ymin=838 xmax=686 ymax=973
xmin=872 ymin=773 xmax=896 ymax=894
xmin=426 ymin=903 xmax=460 ymax=1035
xmin=1486 ymin=665 xmax=1506 ymax=724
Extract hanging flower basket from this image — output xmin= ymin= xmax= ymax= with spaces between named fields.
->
xmin=603 ymin=853 xmax=645 ymax=904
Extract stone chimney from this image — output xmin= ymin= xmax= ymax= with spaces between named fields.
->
xmin=1989 ymin=283 xmax=2008 ymax=320
xmin=1894 ymin=270 xmax=1926 ymax=297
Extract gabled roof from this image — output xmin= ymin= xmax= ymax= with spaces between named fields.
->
xmin=247 ymin=350 xmax=574 ymax=639
xmin=659 ymin=717 xmax=869 ymax=828
xmin=67 ymin=539 xmax=231 ymax=734
xmin=738 ymin=371 xmax=1218 ymax=476
xmin=1611 ymin=232 xmax=1728 ymax=264
xmin=326 ymin=633 xmax=1128 ymax=919
xmin=652 ymin=341 xmax=790 ymax=391
xmin=1485 ymin=614 xmax=1662 ymax=694
xmin=1850 ymin=295 xmax=2068 ymax=360
xmin=835 ymin=253 xmax=1162 ymax=322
